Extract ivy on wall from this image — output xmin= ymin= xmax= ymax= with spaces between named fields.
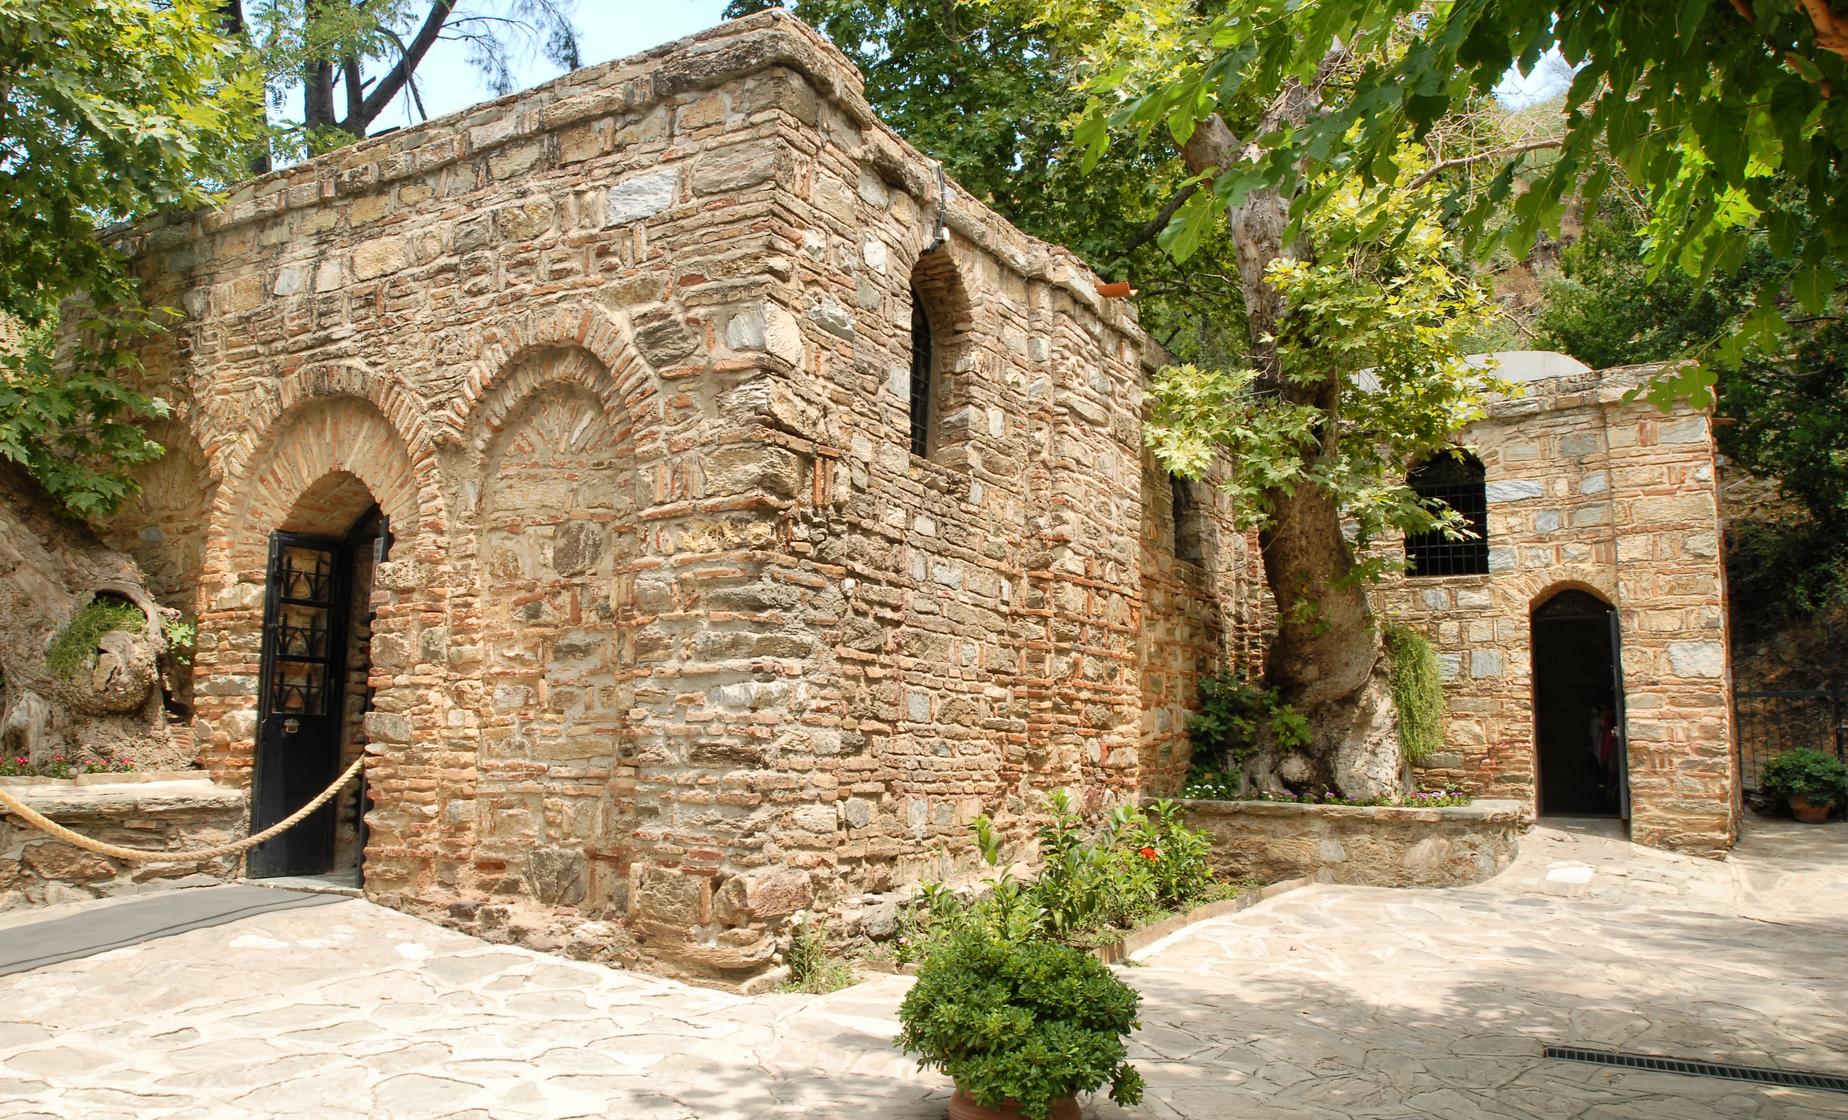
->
xmin=1383 ymin=622 xmax=1446 ymax=765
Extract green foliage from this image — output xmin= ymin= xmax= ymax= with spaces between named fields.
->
xmin=0 ymin=753 xmax=135 ymax=778
xmin=1145 ymin=176 xmax=1509 ymax=555
xmin=895 ymin=792 xmax=1226 ymax=964
xmin=1761 ymin=749 xmax=1848 ymax=805
xmin=1187 ymin=668 xmax=1306 ymax=775
xmin=241 ymin=0 xmax=581 ymax=161
xmin=780 ymin=914 xmax=857 ymax=994
xmin=44 ymin=599 xmax=147 ymax=680
xmin=0 ymin=0 xmax=256 ymax=513
xmin=1054 ymin=0 xmax=1848 ymax=406
xmin=1382 ymin=623 xmax=1445 ymax=764
xmin=1179 ymin=765 xmax=1471 ymax=807
xmin=162 ymin=616 xmax=197 ymax=668
xmin=895 ymin=928 xmax=1144 ymax=1118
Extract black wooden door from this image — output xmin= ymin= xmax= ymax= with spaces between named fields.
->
xmin=247 ymin=534 xmax=350 ymax=878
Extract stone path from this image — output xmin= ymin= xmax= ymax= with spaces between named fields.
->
xmin=2 ymin=819 xmax=1845 ymax=1119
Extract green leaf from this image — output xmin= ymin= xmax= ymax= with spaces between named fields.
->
xmin=1794 ymin=264 xmax=1835 ymax=316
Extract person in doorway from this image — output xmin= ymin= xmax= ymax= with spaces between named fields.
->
xmin=1596 ymin=706 xmax=1620 ymax=808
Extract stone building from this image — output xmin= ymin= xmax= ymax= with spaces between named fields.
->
xmin=52 ymin=13 xmax=1738 ymax=978
xmin=1381 ymin=353 xmax=1738 ymax=857
xmin=102 ymin=11 xmax=1258 ymax=980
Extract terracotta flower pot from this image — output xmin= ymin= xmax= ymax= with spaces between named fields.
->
xmin=949 ymin=1087 xmax=1080 ymax=1120
xmin=1789 ymin=794 xmax=1835 ymax=823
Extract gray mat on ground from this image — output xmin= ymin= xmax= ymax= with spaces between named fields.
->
xmin=0 ymin=885 xmax=345 ymax=976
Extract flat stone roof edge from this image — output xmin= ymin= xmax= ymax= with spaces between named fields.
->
xmin=121 ymin=10 xmax=1138 ymax=338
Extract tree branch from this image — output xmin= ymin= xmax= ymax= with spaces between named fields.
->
xmin=352 ymin=0 xmax=456 ymax=133
xmin=1797 ymin=0 xmax=1848 ymax=59
xmin=1404 ymin=139 xmax=1563 ymax=190
xmin=1124 ymin=182 xmax=1201 ymax=254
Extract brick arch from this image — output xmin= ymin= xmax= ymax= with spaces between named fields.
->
xmin=906 ymin=240 xmax=984 ymax=467
xmin=214 ymin=362 xmax=440 ymax=487
xmin=212 ymin=395 xmax=433 ymax=579
xmin=443 ymin=305 xmax=655 ymax=451
xmin=463 ymin=347 xmax=627 ymax=462
xmin=460 ymin=353 xmax=636 ymax=914
xmin=190 ymin=394 xmax=444 ymax=786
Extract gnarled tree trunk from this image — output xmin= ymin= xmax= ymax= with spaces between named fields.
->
xmin=1180 ymin=85 xmax=1405 ymax=799
xmin=0 ymin=463 xmax=188 ymax=772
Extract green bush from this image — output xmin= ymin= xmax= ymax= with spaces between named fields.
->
xmin=1383 ymin=622 xmax=1446 ymax=764
xmin=1188 ymin=668 xmax=1308 ymax=772
xmin=1761 ymin=748 xmax=1848 ymax=804
xmin=45 ymin=598 xmax=146 ymax=679
xmin=894 ymin=792 xmax=1227 ymax=962
xmin=896 ymin=928 xmax=1145 ymax=1119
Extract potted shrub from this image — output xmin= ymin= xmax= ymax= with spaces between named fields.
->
xmin=896 ymin=927 xmax=1144 ymax=1120
xmin=1761 ymin=748 xmax=1848 ymax=823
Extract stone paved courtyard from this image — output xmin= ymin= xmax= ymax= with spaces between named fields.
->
xmin=1 ymin=820 xmax=1844 ymax=1119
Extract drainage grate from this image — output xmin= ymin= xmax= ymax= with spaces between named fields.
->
xmin=1545 ymin=1046 xmax=1848 ymax=1095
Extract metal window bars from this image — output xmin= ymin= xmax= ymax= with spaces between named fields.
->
xmin=1405 ymin=454 xmax=1489 ymax=577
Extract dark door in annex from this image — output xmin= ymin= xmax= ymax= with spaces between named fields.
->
xmin=1532 ymin=589 xmax=1629 ymax=819
xmin=247 ymin=516 xmax=387 ymax=878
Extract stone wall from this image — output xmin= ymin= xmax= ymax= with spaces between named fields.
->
xmin=0 ymin=775 xmax=244 ymax=908
xmin=1378 ymin=364 xmax=1738 ymax=856
xmin=1177 ymin=797 xmax=1524 ymax=888
xmin=114 ymin=11 xmax=1244 ymax=981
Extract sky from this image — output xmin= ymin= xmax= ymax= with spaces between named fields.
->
xmin=373 ymin=1 xmax=735 ymax=132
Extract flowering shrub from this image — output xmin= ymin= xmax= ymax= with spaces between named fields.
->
xmin=894 ymin=791 xmax=1229 ymax=962
xmin=0 ymin=755 xmax=136 ymax=779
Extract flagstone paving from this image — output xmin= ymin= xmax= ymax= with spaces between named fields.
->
xmin=1 ymin=818 xmax=1845 ymax=1119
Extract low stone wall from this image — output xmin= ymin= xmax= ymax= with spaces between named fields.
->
xmin=0 ymin=774 xmax=246 ymax=909
xmin=1175 ymin=798 xmax=1526 ymax=888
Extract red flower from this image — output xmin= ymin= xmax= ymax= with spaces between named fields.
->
xmin=1138 ymin=846 xmax=1159 ymax=862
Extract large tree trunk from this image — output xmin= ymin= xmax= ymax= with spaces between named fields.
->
xmin=0 ymin=464 xmax=190 ymax=772
xmin=1181 ymin=92 xmax=1405 ymax=799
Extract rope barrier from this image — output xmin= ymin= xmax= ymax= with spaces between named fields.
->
xmin=0 ymin=756 xmax=366 ymax=863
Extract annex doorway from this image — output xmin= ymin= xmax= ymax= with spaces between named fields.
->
xmin=1532 ymin=589 xmax=1628 ymax=819
xmin=247 ymin=474 xmax=390 ymax=882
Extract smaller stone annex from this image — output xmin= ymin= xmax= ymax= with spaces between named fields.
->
xmin=65 ymin=13 xmax=1738 ymax=981
xmin=102 ymin=11 xmax=1260 ymax=981
xmin=1381 ymin=354 xmax=1738 ymax=857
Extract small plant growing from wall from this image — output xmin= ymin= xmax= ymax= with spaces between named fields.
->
xmin=1382 ymin=622 xmax=1446 ymax=765
xmin=44 ymin=597 xmax=146 ymax=679
xmin=780 ymin=912 xmax=856 ymax=994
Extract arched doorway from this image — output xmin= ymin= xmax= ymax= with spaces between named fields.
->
xmin=247 ymin=472 xmax=390 ymax=881
xmin=1532 ymin=589 xmax=1628 ymax=819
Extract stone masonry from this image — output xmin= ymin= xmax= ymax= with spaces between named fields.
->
xmin=106 ymin=12 xmax=1256 ymax=982
xmin=1380 ymin=360 xmax=1738 ymax=856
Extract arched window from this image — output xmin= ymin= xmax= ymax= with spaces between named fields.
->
xmin=908 ymin=291 xmax=934 ymax=459
xmin=1405 ymin=450 xmax=1489 ymax=577
xmin=1170 ymin=473 xmax=1204 ymax=565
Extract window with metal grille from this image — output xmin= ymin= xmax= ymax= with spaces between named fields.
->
xmin=1405 ymin=451 xmax=1489 ymax=577
xmin=908 ymin=293 xmax=933 ymax=458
